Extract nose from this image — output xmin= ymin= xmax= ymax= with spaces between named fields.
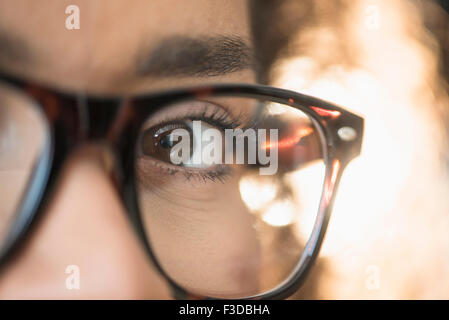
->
xmin=0 ymin=144 xmax=171 ymax=299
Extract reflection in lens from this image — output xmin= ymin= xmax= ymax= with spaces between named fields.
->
xmin=135 ymin=97 xmax=325 ymax=298
xmin=0 ymin=81 xmax=49 ymax=250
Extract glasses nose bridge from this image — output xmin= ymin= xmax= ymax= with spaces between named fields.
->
xmin=77 ymin=97 xmax=135 ymax=192
xmin=81 ymin=96 xmax=125 ymax=141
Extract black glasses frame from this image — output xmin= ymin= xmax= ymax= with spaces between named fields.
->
xmin=0 ymin=72 xmax=363 ymax=299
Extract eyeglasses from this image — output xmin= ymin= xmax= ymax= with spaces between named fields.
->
xmin=0 ymin=71 xmax=363 ymax=299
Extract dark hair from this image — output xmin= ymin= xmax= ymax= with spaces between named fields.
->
xmin=249 ymin=0 xmax=314 ymax=84
xmin=249 ymin=0 xmax=350 ymax=84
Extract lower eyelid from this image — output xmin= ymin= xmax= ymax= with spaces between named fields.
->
xmin=136 ymin=156 xmax=232 ymax=187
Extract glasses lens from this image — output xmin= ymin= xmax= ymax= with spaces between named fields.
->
xmin=0 ymin=80 xmax=50 ymax=249
xmin=134 ymin=96 xmax=326 ymax=298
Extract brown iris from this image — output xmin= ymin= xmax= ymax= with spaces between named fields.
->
xmin=140 ymin=122 xmax=193 ymax=164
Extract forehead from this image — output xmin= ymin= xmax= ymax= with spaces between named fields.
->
xmin=0 ymin=0 xmax=252 ymax=93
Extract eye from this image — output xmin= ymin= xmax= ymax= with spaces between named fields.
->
xmin=136 ymin=100 xmax=242 ymax=184
xmin=140 ymin=121 xmax=192 ymax=164
xmin=139 ymin=119 xmax=224 ymax=169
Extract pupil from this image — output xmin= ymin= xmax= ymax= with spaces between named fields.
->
xmin=159 ymin=133 xmax=176 ymax=149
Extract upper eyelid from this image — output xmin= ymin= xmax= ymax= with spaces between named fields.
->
xmin=140 ymin=101 xmax=236 ymax=129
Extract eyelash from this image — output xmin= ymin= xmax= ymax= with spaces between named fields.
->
xmin=159 ymin=103 xmax=245 ymax=130
xmin=150 ymin=161 xmax=232 ymax=184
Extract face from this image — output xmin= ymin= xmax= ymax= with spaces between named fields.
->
xmin=0 ymin=0 xmax=257 ymax=299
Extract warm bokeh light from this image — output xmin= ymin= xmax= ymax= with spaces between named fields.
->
xmin=274 ymin=0 xmax=449 ymax=298
xmin=239 ymin=176 xmax=278 ymax=213
xmin=261 ymin=200 xmax=295 ymax=227
xmin=287 ymin=162 xmax=326 ymax=239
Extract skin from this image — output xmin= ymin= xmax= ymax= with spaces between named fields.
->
xmin=0 ymin=0 xmax=259 ymax=299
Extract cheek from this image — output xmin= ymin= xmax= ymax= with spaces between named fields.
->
xmin=138 ymin=175 xmax=262 ymax=298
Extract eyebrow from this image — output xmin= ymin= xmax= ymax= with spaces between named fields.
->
xmin=136 ymin=35 xmax=255 ymax=78
xmin=0 ymin=32 xmax=255 ymax=79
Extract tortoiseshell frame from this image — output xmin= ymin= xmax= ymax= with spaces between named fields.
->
xmin=0 ymin=72 xmax=363 ymax=300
